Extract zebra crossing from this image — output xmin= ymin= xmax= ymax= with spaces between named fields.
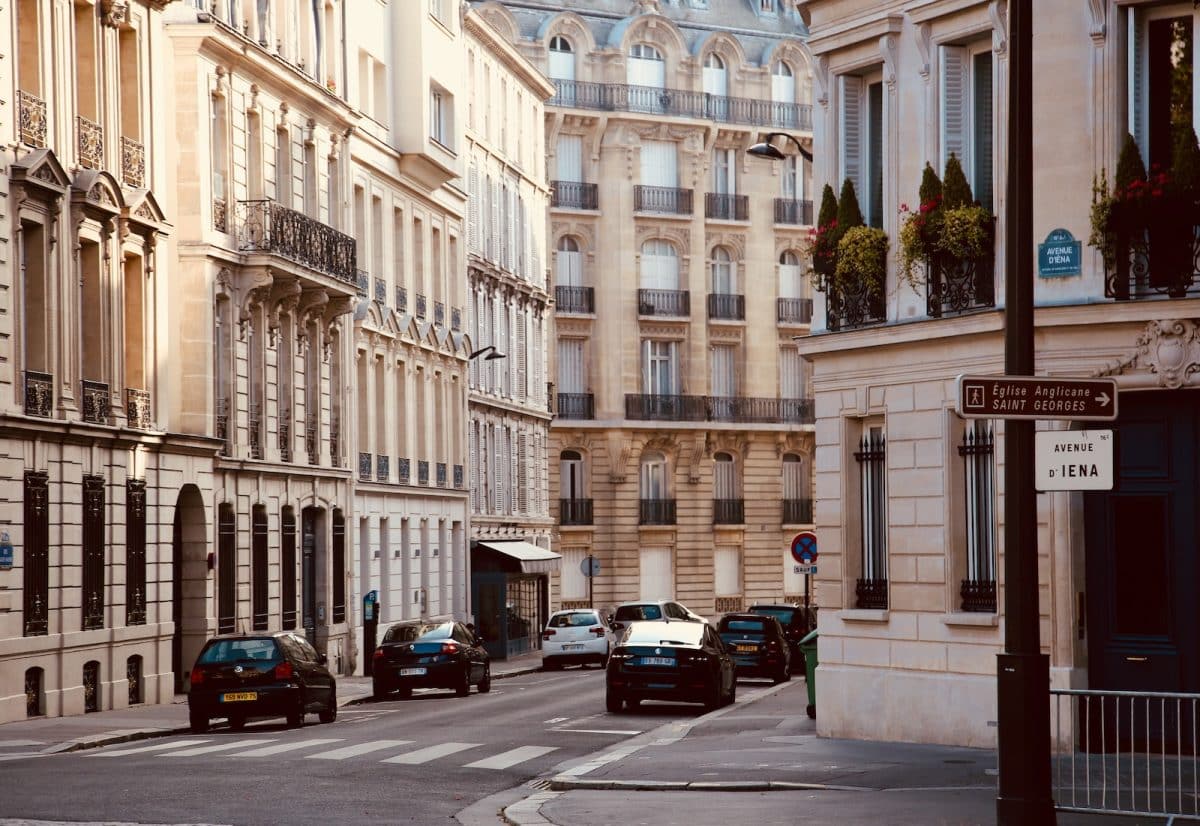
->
xmin=87 ymin=734 xmax=560 ymax=771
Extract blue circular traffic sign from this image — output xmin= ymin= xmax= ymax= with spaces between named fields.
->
xmin=791 ymin=532 xmax=818 ymax=565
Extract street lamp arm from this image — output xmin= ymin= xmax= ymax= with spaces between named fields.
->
xmin=469 ymin=345 xmax=506 ymax=361
xmin=746 ymin=132 xmax=813 ymax=163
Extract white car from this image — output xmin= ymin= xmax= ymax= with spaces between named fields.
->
xmin=541 ymin=608 xmax=613 ymax=670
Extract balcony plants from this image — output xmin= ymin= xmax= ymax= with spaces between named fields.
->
xmin=809 ymin=184 xmax=840 ymax=289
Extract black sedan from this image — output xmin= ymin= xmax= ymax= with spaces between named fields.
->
xmin=372 ymin=620 xmax=491 ymax=699
xmin=747 ymin=603 xmax=816 ymax=673
xmin=717 ymin=613 xmax=791 ymax=683
xmin=188 ymin=632 xmax=337 ymax=733
xmin=605 ymin=620 xmax=736 ymax=713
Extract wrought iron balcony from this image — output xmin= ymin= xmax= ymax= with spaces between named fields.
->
xmin=705 ymin=193 xmax=749 ymax=221
xmin=213 ymin=197 xmax=228 ymax=233
xmin=81 ymin=380 xmax=111 ymax=425
xmin=374 ymin=277 xmax=386 ymax=303
xmin=23 ymin=371 xmax=52 ymax=418
xmin=555 ymin=285 xmax=595 ymax=314
xmin=396 ymin=286 xmax=408 ymax=313
xmin=556 ymin=393 xmax=595 ymax=420
xmin=451 ymin=307 xmax=462 ymax=331
xmin=639 ymin=498 xmax=676 ymax=526
xmin=216 ymin=397 xmax=230 ymax=454
xmin=121 ymin=136 xmax=145 ymax=188
xmin=359 ymin=452 xmax=372 ymax=481
xmin=418 ymin=460 xmax=430 ymax=486
xmin=126 ymin=388 xmax=152 ymax=430
xmin=377 ymin=454 xmax=389 ymax=482
xmin=248 ymin=402 xmax=262 ymax=458
xmin=783 ymin=498 xmax=814 ymax=524
xmin=330 ymin=414 xmax=341 ymax=468
xmin=560 ymin=498 xmax=594 ymax=526
xmin=625 ymin=393 xmax=814 ymax=424
xmin=927 ymin=222 xmax=996 ymax=317
xmin=18 ymin=90 xmax=47 ymax=147
xmin=236 ymin=199 xmax=358 ymax=284
xmin=855 ymin=577 xmax=889 ymax=610
xmin=435 ymin=302 xmax=445 ymax=326
xmin=279 ymin=405 xmax=291 ymax=462
xmin=548 ymin=80 xmax=813 ymax=132
xmin=713 ymin=498 xmax=744 ymax=525
xmin=634 ymin=185 xmax=693 ymax=215
xmin=416 ymin=294 xmax=427 ymax=319
xmin=960 ymin=578 xmax=997 ymax=613
xmin=306 ymin=418 xmax=318 ymax=465
xmin=707 ymin=293 xmax=745 ymax=321
xmin=774 ymin=198 xmax=814 ymax=225
xmin=826 ymin=277 xmax=886 ymax=332
xmin=77 ymin=115 xmax=102 ymax=170
xmin=437 ymin=462 xmax=447 ymax=488
xmin=397 ymin=457 xmax=411 ymax=484
xmin=453 ymin=464 xmax=464 ymax=489
xmin=1106 ymin=221 xmax=1200 ymax=300
xmin=777 ymin=297 xmax=814 ymax=324
xmin=551 ymin=181 xmax=599 ymax=210
xmin=637 ymin=288 xmax=690 ymax=317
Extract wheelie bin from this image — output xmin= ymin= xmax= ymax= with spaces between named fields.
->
xmin=799 ymin=629 xmax=818 ymax=719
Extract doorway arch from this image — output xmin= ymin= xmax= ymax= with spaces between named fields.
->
xmin=172 ymin=484 xmax=209 ymax=692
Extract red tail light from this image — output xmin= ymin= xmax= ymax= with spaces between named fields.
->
xmin=190 ymin=668 xmax=204 ymax=685
xmin=441 ymin=642 xmax=460 ymax=655
xmin=373 ymin=648 xmax=385 ymax=660
xmin=542 ymin=628 xmax=556 ymax=640
xmin=274 ymin=661 xmax=295 ymax=680
xmin=590 ymin=626 xmax=605 ymax=636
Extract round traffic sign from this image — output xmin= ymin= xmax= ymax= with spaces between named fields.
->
xmin=791 ymin=532 xmax=818 ymax=565
xmin=580 ymin=555 xmax=601 ymax=577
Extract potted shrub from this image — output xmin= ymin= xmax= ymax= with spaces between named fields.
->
xmin=937 ymin=154 xmax=993 ymax=261
xmin=809 ymin=184 xmax=840 ymax=289
xmin=830 ymin=179 xmax=888 ymax=321
xmin=898 ymin=163 xmax=944 ymax=287
xmin=1157 ymin=126 xmax=1200 ymax=295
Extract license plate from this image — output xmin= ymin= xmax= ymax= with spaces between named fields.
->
xmin=736 ymin=644 xmax=757 ymax=653
xmin=562 ymin=644 xmax=583 ymax=651
xmin=220 ymin=692 xmax=257 ymax=702
xmin=640 ymin=657 xmax=675 ymax=667
xmin=399 ymin=667 xmax=426 ymax=677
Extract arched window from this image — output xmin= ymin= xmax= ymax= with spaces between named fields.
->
xmin=549 ymin=35 xmax=575 ymax=83
xmin=710 ymin=246 xmax=735 ymax=294
xmin=703 ymin=52 xmax=728 ymax=112
xmin=640 ymin=240 xmax=679 ymax=290
xmin=772 ymin=60 xmax=799 ymax=128
xmin=640 ymin=451 xmax=668 ymax=500
xmin=779 ymin=249 xmax=804 ymax=299
xmin=628 ymin=43 xmax=665 ymax=90
xmin=555 ymin=236 xmax=582 ymax=287
xmin=560 ymin=450 xmax=587 ymax=501
xmin=713 ymin=452 xmax=737 ymax=500
xmin=783 ymin=453 xmax=811 ymax=507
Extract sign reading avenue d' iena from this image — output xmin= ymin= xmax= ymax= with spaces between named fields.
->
xmin=955 ymin=375 xmax=1118 ymax=421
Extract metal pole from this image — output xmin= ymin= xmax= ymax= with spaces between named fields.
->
xmin=997 ymin=0 xmax=1055 ymax=822
xmin=588 ymin=556 xmax=594 ymax=610
xmin=805 ymin=572 xmax=811 ymax=616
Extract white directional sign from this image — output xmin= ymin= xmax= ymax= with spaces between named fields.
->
xmin=1035 ymin=429 xmax=1114 ymax=491
xmin=793 ymin=564 xmax=817 ymax=575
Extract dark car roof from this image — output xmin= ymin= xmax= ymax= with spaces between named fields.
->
xmin=720 ymin=612 xmax=779 ymax=622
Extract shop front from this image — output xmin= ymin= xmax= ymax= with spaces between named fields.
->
xmin=470 ymin=540 xmax=560 ymax=659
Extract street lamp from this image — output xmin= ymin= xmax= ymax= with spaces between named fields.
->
xmin=746 ymin=131 xmax=813 ymax=163
xmin=469 ymin=345 xmax=506 ymax=361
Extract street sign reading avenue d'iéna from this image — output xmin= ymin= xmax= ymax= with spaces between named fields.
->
xmin=955 ymin=375 xmax=1117 ymax=421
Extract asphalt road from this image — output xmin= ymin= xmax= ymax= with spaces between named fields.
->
xmin=0 ymin=666 xmax=716 ymax=826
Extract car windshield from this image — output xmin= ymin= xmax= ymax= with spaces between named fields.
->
xmin=623 ymin=623 xmax=702 ymax=646
xmin=383 ymin=622 xmax=451 ymax=643
xmin=751 ymin=607 xmax=797 ymax=624
xmin=549 ymin=612 xmax=599 ymax=628
xmin=615 ymin=604 xmax=663 ymax=621
xmin=720 ymin=619 xmax=769 ymax=635
xmin=197 ymin=638 xmax=279 ymax=664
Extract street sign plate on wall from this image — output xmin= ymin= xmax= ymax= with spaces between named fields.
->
xmin=956 ymin=375 xmax=1117 ymax=421
xmin=1035 ymin=429 xmax=1114 ymax=491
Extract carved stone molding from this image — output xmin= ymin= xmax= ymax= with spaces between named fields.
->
xmin=610 ymin=435 xmax=634 ymax=484
xmin=915 ymin=23 xmax=933 ymax=80
xmin=880 ymin=34 xmax=899 ymax=90
xmin=101 ymin=0 xmax=129 ymax=28
xmin=989 ymin=1 xmax=1009 ymax=56
xmin=1085 ymin=0 xmax=1105 ymax=42
xmin=814 ymin=55 xmax=830 ymax=108
xmin=705 ymin=231 xmax=746 ymax=259
xmin=1134 ymin=320 xmax=1200 ymax=389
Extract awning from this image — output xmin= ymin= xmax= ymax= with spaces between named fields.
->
xmin=476 ymin=540 xmax=561 ymax=575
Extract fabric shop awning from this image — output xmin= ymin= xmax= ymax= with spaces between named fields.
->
xmin=475 ymin=540 xmax=561 ymax=575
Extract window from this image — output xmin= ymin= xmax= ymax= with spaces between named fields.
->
xmin=713 ymin=148 xmax=735 ymax=195
xmin=82 ymin=475 xmax=105 ymax=630
xmin=126 ymin=480 xmax=147 ymax=625
xmin=555 ymin=236 xmax=582 ymax=286
xmin=560 ymin=449 xmax=587 ymax=500
xmin=640 ymin=140 xmax=678 ymax=188
xmin=759 ymin=0 xmax=776 ymax=12
xmin=252 ymin=505 xmax=269 ymax=630
xmin=639 ymin=240 xmax=679 ymax=290
xmin=958 ymin=420 xmax=997 ymax=612
xmin=782 ymin=453 xmax=810 ymax=500
xmin=779 ymin=250 xmax=804 ymax=299
xmin=275 ymin=125 xmax=291 ymax=206
xmin=703 ymin=53 xmax=727 ymax=102
xmin=710 ymin=247 xmax=735 ymax=293
xmin=23 ymin=471 xmax=49 ymax=637
xmin=1128 ymin=6 xmax=1197 ymax=173
xmin=430 ymin=86 xmax=452 ymax=148
xmin=710 ymin=344 xmax=736 ymax=399
xmin=428 ymin=0 xmax=444 ymax=20
xmin=217 ymin=503 xmax=236 ymax=634
xmin=557 ymin=339 xmax=584 ymax=395
xmin=556 ymin=135 xmax=583 ymax=183
xmin=714 ymin=546 xmax=741 ymax=598
xmin=628 ymin=43 xmax=666 ymax=98
xmin=281 ymin=506 xmax=297 ymax=629
xmin=940 ymin=45 xmax=994 ymax=211
xmin=640 ymin=451 xmax=669 ymax=500
xmin=714 ymin=452 xmax=737 ymax=500
xmin=854 ymin=426 xmax=888 ymax=608
xmin=640 ymin=547 xmax=674 ymax=599
xmin=332 ymin=509 xmax=346 ymax=623
xmin=642 ymin=339 xmax=679 ymax=395
xmin=211 ymin=94 xmax=229 ymax=224
xmin=839 ymin=74 xmax=885 ymax=228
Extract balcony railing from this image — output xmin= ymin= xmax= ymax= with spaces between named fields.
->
xmin=556 ymin=393 xmax=595 ymax=420
xmin=330 ymin=414 xmax=341 ymax=468
xmin=855 ymin=577 xmax=889 ymax=610
xmin=774 ymin=198 xmax=814 ymax=225
xmin=705 ymin=193 xmax=749 ymax=221
xmin=826 ymin=277 xmax=886 ymax=332
xmin=377 ymin=454 xmax=389 ymax=482
xmin=216 ymin=398 xmax=230 ymax=454
xmin=236 ymin=199 xmax=357 ymax=283
xmin=960 ymin=579 xmax=997 ymax=613
xmin=777 ymin=297 xmax=814 ymax=324
xmin=639 ymin=498 xmax=677 ymax=526
xmin=18 ymin=90 xmax=47 ymax=147
xmin=1106 ymin=221 xmax=1200 ymax=300
xmin=560 ymin=498 xmax=594 ymax=526
xmin=279 ymin=405 xmax=291 ymax=462
xmin=453 ymin=464 xmax=464 ymax=489
xmin=437 ymin=462 xmax=447 ymax=488
xmin=248 ymin=403 xmax=262 ymax=458
xmin=707 ymin=293 xmax=745 ymax=321
xmin=77 ymin=115 xmax=102 ymax=170
xmin=713 ymin=498 xmax=744 ymax=525
xmin=625 ymin=394 xmax=814 ymax=424
xmin=23 ymin=371 xmax=53 ymax=418
xmin=126 ymin=388 xmax=152 ymax=430
xmin=418 ymin=460 xmax=430 ymax=486
xmin=121 ymin=136 xmax=145 ymax=188
xmin=551 ymin=180 xmax=599 ymax=210
xmin=548 ymin=80 xmax=813 ymax=131
xmin=81 ymin=380 xmax=111 ymax=425
xmin=927 ymin=222 xmax=997 ymax=317
xmin=637 ymin=288 xmax=690 ymax=317
xmin=783 ymin=498 xmax=814 ymax=524
xmin=359 ymin=452 xmax=372 ymax=481
xmin=305 ymin=418 xmax=318 ymax=465
xmin=555 ymin=285 xmax=595 ymax=314
xmin=634 ymin=185 xmax=693 ymax=215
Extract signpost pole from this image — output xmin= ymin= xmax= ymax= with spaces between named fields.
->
xmin=804 ymin=573 xmax=810 ymax=616
xmin=997 ymin=0 xmax=1054 ymax=821
xmin=588 ymin=556 xmax=594 ymax=609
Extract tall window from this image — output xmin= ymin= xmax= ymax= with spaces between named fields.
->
xmin=23 ymin=471 xmax=50 ymax=636
xmin=557 ymin=339 xmax=584 ymax=395
xmin=839 ymin=74 xmax=885 ymax=228
xmin=712 ymin=148 xmax=735 ymax=194
xmin=82 ymin=475 xmax=105 ymax=630
xmin=217 ymin=503 xmax=236 ymax=634
xmin=714 ymin=546 xmax=741 ymax=600
xmin=430 ymin=87 xmax=451 ymax=146
xmin=281 ymin=506 xmax=297 ymax=629
xmin=211 ymin=94 xmax=230 ymax=227
xmin=710 ymin=344 xmax=736 ymax=402
xmin=642 ymin=340 xmax=678 ymax=395
xmin=1129 ymin=6 xmax=1196 ymax=173
xmin=555 ymin=236 xmax=582 ymax=286
xmin=940 ymin=45 xmax=994 ymax=211
xmin=779 ymin=250 xmax=804 ymax=299
xmin=275 ymin=124 xmax=292 ymax=206
xmin=628 ymin=43 xmax=665 ymax=87
xmin=703 ymin=53 xmax=728 ymax=118
xmin=639 ymin=240 xmax=679 ymax=290
xmin=854 ymin=426 xmax=888 ymax=609
xmin=252 ymin=505 xmax=269 ymax=630
xmin=710 ymin=246 xmax=735 ymax=293
xmin=126 ymin=480 xmax=147 ymax=625
xmin=332 ymin=509 xmax=346 ymax=623
xmin=640 ymin=451 xmax=668 ymax=500
xmin=959 ymin=421 xmax=997 ymax=612
xmin=713 ymin=452 xmax=739 ymax=512
xmin=560 ymin=450 xmax=586 ymax=501
xmin=548 ymin=36 xmax=575 ymax=82
xmin=782 ymin=453 xmax=811 ymax=525
xmin=556 ymin=134 xmax=583 ymax=183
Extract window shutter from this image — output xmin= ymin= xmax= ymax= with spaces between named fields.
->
xmin=469 ymin=423 xmax=478 ymax=511
xmin=491 ymin=297 xmax=501 ymax=393
xmin=939 ymin=46 xmax=968 ymax=176
xmin=468 ymin=166 xmax=479 ymax=253
xmin=557 ymin=135 xmax=583 ymax=182
xmin=516 ymin=310 xmax=527 ymax=401
xmin=517 ymin=433 xmax=528 ymax=513
xmin=490 ymin=181 xmax=500 ymax=262
xmin=780 ymin=348 xmax=800 ymax=400
xmin=839 ymin=75 xmax=863 ymax=197
xmin=1127 ymin=7 xmax=1145 ymax=158
xmin=533 ymin=316 xmax=543 ymax=406
xmin=972 ymin=52 xmax=994 ymax=212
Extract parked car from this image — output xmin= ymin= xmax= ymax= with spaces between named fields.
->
xmin=746 ymin=603 xmax=816 ymax=673
xmin=605 ymin=619 xmax=736 ymax=713
xmin=542 ymin=608 xmax=614 ymax=670
xmin=188 ymin=632 xmax=337 ymax=733
xmin=608 ymin=599 xmax=707 ymax=634
xmin=717 ymin=613 xmax=792 ymax=684
xmin=372 ymin=620 xmax=490 ymax=700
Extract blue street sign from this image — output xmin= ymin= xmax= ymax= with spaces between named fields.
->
xmin=1038 ymin=228 xmax=1081 ymax=277
xmin=363 ymin=590 xmax=378 ymax=622
xmin=0 ymin=531 xmax=12 ymax=570
xmin=580 ymin=556 xmax=601 ymax=578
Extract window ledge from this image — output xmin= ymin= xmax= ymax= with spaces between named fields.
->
xmin=941 ymin=612 xmax=999 ymax=627
xmin=838 ymin=609 xmax=889 ymax=623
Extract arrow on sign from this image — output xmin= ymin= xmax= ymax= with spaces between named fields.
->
xmin=1096 ymin=392 xmax=1110 ymax=407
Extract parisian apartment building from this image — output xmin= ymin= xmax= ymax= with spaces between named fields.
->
xmin=799 ymin=0 xmax=1200 ymax=750
xmin=474 ymin=0 xmax=817 ymax=617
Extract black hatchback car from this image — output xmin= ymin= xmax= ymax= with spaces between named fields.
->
xmin=188 ymin=632 xmax=337 ymax=733
xmin=372 ymin=620 xmax=491 ymax=700
xmin=747 ymin=603 xmax=816 ymax=673
xmin=717 ymin=613 xmax=792 ymax=683
xmin=605 ymin=620 xmax=736 ymax=713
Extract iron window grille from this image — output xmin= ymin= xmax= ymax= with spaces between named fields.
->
xmin=854 ymin=429 xmax=888 ymax=609
xmin=359 ymin=452 xmax=372 ymax=481
xmin=217 ymin=505 xmax=236 ymax=634
xmin=437 ymin=462 xmax=447 ymax=488
xmin=81 ymin=380 xmax=111 ymax=424
xmin=24 ymin=370 xmax=53 ymax=418
xmin=82 ymin=475 xmax=106 ymax=631
xmin=639 ymin=498 xmax=676 ymax=525
xmin=398 ymin=457 xmax=411 ymax=484
xmin=453 ymin=464 xmax=464 ymax=489
xmin=560 ymin=498 xmax=594 ymax=526
xmin=713 ymin=498 xmax=745 ymax=524
xmin=23 ymin=471 xmax=50 ymax=636
xmin=331 ymin=510 xmax=346 ymax=623
xmin=127 ymin=656 xmax=143 ymax=706
xmin=416 ymin=294 xmax=427 ymax=319
xmin=396 ymin=286 xmax=408 ymax=313
xmin=418 ymin=460 xmax=430 ymax=485
xmin=435 ymin=302 xmax=445 ymax=326
xmin=126 ymin=480 xmax=147 ymax=626
xmin=959 ymin=421 xmax=997 ymax=612
xmin=374 ymin=277 xmax=386 ymax=303
xmin=782 ymin=498 xmax=814 ymax=525
xmin=377 ymin=454 xmax=390 ymax=482
xmin=83 ymin=661 xmax=100 ymax=713
xmin=252 ymin=507 xmax=269 ymax=630
xmin=281 ymin=507 xmax=297 ymax=630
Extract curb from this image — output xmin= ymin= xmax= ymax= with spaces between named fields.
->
xmin=546 ymin=777 xmax=869 ymax=793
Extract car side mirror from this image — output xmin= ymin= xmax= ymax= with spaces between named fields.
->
xmin=474 ymin=636 xmax=485 ymax=646
xmin=317 ymin=653 xmax=328 ymax=666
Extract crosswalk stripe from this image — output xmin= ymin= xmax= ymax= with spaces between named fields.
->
xmin=463 ymin=745 xmax=557 ymax=770
xmin=165 ymin=739 xmax=275 ymax=757
xmin=92 ymin=740 xmax=210 ymax=757
xmin=306 ymin=740 xmax=414 ymax=761
xmin=381 ymin=742 xmax=481 ymax=765
xmin=230 ymin=738 xmax=342 ymax=757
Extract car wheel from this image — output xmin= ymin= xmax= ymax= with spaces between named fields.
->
xmin=397 ymin=685 xmax=412 ymax=699
xmin=728 ymin=679 xmax=737 ymax=705
xmin=286 ymin=693 xmax=305 ymax=728
xmin=189 ymin=711 xmax=209 ymax=734
xmin=227 ymin=713 xmax=246 ymax=731
xmin=773 ymin=667 xmax=788 ymax=685
xmin=455 ymin=666 xmax=472 ymax=697
xmin=478 ymin=664 xmax=492 ymax=693
xmin=605 ymin=691 xmax=624 ymax=713
xmin=543 ymin=658 xmax=560 ymax=671
xmin=704 ymin=682 xmax=722 ymax=712
xmin=318 ymin=689 xmax=337 ymax=724
xmin=372 ymin=679 xmax=391 ymax=701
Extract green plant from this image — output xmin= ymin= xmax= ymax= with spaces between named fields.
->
xmin=942 ymin=154 xmax=974 ymax=209
xmin=897 ymin=164 xmax=944 ymax=287
xmin=938 ymin=205 xmax=992 ymax=260
xmin=810 ymin=184 xmax=840 ymax=286
xmin=837 ymin=178 xmax=864 ymax=230
xmin=1113 ymin=132 xmax=1147 ymax=196
xmin=834 ymin=225 xmax=890 ymax=296
xmin=1170 ymin=126 xmax=1200 ymax=201
xmin=1088 ymin=169 xmax=1117 ymax=271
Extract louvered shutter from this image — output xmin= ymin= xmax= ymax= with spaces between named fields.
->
xmin=516 ymin=310 xmax=527 ymax=401
xmin=491 ymin=296 xmax=500 ymax=392
xmin=839 ymin=75 xmax=863 ymax=198
xmin=557 ymin=135 xmax=583 ymax=182
xmin=1127 ymin=8 xmax=1146 ymax=158
xmin=468 ymin=166 xmax=479 ymax=253
xmin=490 ymin=180 xmax=500 ymax=263
xmin=973 ymin=53 xmax=994 ymax=212
xmin=780 ymin=348 xmax=801 ymax=400
xmin=469 ymin=423 xmax=478 ymax=511
xmin=940 ymin=46 xmax=968 ymax=178
xmin=517 ymin=433 xmax=528 ymax=513
xmin=533 ymin=316 xmax=543 ymax=406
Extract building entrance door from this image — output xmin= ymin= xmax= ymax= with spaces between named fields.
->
xmin=302 ymin=508 xmax=318 ymax=643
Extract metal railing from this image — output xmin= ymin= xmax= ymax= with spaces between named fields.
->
xmin=236 ymin=199 xmax=357 ymax=283
xmin=247 ymin=402 xmax=262 ymax=458
xmin=435 ymin=302 xmax=446 ymax=326
xmin=783 ymin=498 xmax=814 ymax=524
xmin=437 ymin=462 xmax=448 ymax=488
xmin=213 ymin=197 xmax=228 ymax=233
xmin=23 ymin=371 xmax=52 ymax=418
xmin=855 ymin=577 xmax=888 ymax=609
xmin=551 ymin=180 xmax=599 ymax=210
xmin=453 ymin=464 xmax=464 ymax=489
xmin=358 ymin=452 xmax=371 ymax=481
xmin=416 ymin=294 xmax=427 ymax=319
xmin=556 ymin=393 xmax=595 ymax=420
xmin=121 ymin=136 xmax=145 ymax=188
xmin=77 ymin=115 xmax=102 ymax=170
xmin=305 ymin=419 xmax=318 ymax=465
xmin=330 ymin=414 xmax=341 ymax=468
xmin=713 ymin=498 xmax=744 ymax=525
xmin=927 ymin=223 xmax=997 ymax=317
xmin=707 ymin=293 xmax=745 ymax=320
xmin=560 ymin=498 xmax=593 ymax=526
xmin=548 ymin=80 xmax=813 ymax=131
xmin=775 ymin=198 xmax=814 ymax=225
xmin=639 ymin=498 xmax=676 ymax=525
xmin=715 ymin=596 xmax=743 ymax=614
xmin=377 ymin=454 xmax=390 ymax=482
xmin=777 ymin=297 xmax=814 ymax=324
xmin=705 ymin=193 xmax=749 ymax=221
xmin=625 ymin=393 xmax=814 ymax=424
xmin=81 ymin=380 xmax=111 ymax=424
xmin=555 ymin=285 xmax=595 ymax=314
xmin=18 ymin=90 xmax=47 ymax=147
xmin=1051 ymin=688 xmax=1200 ymax=820
xmin=279 ymin=405 xmax=291 ymax=462
xmin=418 ymin=460 xmax=430 ymax=486
xmin=396 ymin=286 xmax=408 ymax=314
xmin=1106 ymin=222 xmax=1200 ymax=300
xmin=634 ymin=185 xmax=693 ymax=215
xmin=126 ymin=388 xmax=152 ymax=430
xmin=216 ymin=398 xmax=230 ymax=454
xmin=397 ymin=457 xmax=411 ymax=484
xmin=637 ymin=288 xmax=690 ymax=317
xmin=827 ymin=276 xmax=886 ymax=332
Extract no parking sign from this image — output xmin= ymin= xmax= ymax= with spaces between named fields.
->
xmin=791 ymin=531 xmax=817 ymax=575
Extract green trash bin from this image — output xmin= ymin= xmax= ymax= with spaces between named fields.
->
xmin=799 ymin=629 xmax=818 ymax=719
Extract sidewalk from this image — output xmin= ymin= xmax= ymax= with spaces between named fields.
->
xmin=0 ymin=649 xmax=545 ymax=758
